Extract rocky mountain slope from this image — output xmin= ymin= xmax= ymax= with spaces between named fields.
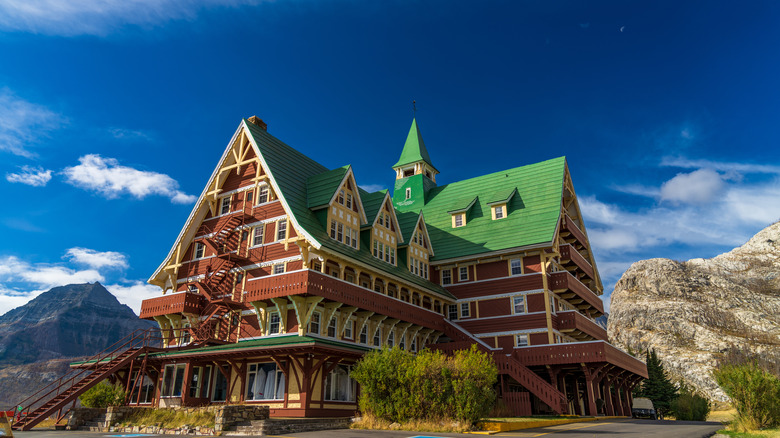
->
xmin=608 ymin=222 xmax=780 ymax=401
xmin=0 ymin=282 xmax=155 ymax=408
xmin=0 ymin=282 xmax=154 ymax=367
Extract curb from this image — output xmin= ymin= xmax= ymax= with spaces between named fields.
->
xmin=476 ymin=416 xmax=628 ymax=432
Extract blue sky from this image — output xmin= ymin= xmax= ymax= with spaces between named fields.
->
xmin=2 ymin=0 xmax=780 ymax=315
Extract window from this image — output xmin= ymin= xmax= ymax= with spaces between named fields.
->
xmin=410 ymin=336 xmax=417 ymax=352
xmin=258 ymin=186 xmax=269 ymax=204
xmin=448 ymin=305 xmax=458 ymax=320
xmin=246 ymin=191 xmax=253 ymax=204
xmin=338 ymin=190 xmax=345 ymax=205
xmin=359 ymin=325 xmax=368 ymax=344
xmin=442 ymin=269 xmax=452 ymax=285
xmin=387 ymin=330 xmax=394 ymax=348
xmin=550 ymin=295 xmax=556 ymax=314
xmin=378 ymin=214 xmax=384 ymax=226
xmin=494 ymin=205 xmax=504 ymax=219
xmin=212 ymin=365 xmax=229 ymax=402
xmin=513 ymin=295 xmax=525 ymax=314
xmin=327 ymin=317 xmax=337 ymax=337
xmin=384 ymin=214 xmax=390 ymax=228
xmin=346 ymin=193 xmax=352 ymax=209
xmin=460 ymin=302 xmax=470 ymax=318
xmin=330 ymin=220 xmax=337 ymax=239
xmin=194 ymin=242 xmax=205 ymax=259
xmin=423 ymin=263 xmax=428 ymax=279
xmin=246 ymin=363 xmax=284 ymax=401
xmin=454 ymin=214 xmax=464 ymax=227
xmin=344 ymin=320 xmax=353 ymax=339
xmin=253 ymin=226 xmax=264 ymax=246
xmin=220 ymin=197 xmax=231 ymax=215
xmin=273 ymin=264 xmax=285 ymax=275
xmin=390 ymin=248 xmax=395 ymax=265
xmin=337 ymin=223 xmax=343 ymax=242
xmin=324 ymin=364 xmax=356 ymax=401
xmin=161 ymin=364 xmax=186 ymax=397
xmin=373 ymin=327 xmax=381 ymax=347
xmin=309 ymin=312 xmax=321 ymax=335
xmin=276 ymin=219 xmax=287 ymax=241
xmin=269 ymin=312 xmax=281 ymax=334
xmin=384 ymin=245 xmax=390 ymax=262
xmin=510 ymin=258 xmax=522 ymax=275
xmin=516 ymin=334 xmax=529 ymax=347
xmin=405 ymin=188 xmax=411 ymax=199
xmin=351 ymin=229 xmax=358 ymax=249
xmin=459 ymin=266 xmax=468 ymax=281
xmin=373 ymin=240 xmax=378 ymax=257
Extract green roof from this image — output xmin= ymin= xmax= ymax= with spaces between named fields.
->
xmin=485 ymin=187 xmax=517 ymax=205
xmin=244 ymin=121 xmax=454 ymax=300
xmin=396 ymin=210 xmax=421 ymax=247
xmin=359 ymin=189 xmax=388 ymax=227
xmin=397 ymin=157 xmax=566 ymax=261
xmin=446 ymin=196 xmax=478 ymax=214
xmin=306 ymin=166 xmax=350 ymax=209
xmin=392 ymin=118 xmax=438 ymax=172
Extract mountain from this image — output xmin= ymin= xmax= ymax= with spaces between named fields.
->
xmin=608 ymin=222 xmax=780 ymax=402
xmin=0 ymin=282 xmax=155 ymax=367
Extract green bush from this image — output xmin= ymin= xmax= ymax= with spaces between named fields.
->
xmin=79 ymin=381 xmax=126 ymax=408
xmin=671 ymin=384 xmax=710 ymax=421
xmin=714 ymin=361 xmax=780 ymax=430
xmin=352 ymin=345 xmax=497 ymax=423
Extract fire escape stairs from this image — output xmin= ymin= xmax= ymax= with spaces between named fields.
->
xmin=11 ymin=329 xmax=159 ymax=431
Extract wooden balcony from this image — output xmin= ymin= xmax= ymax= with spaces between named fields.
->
xmin=139 ymin=291 xmax=207 ymax=320
xmin=244 ymin=269 xmax=454 ymax=335
xmin=549 ymin=271 xmax=604 ymax=316
xmin=555 ymin=311 xmax=607 ymax=341
xmin=561 ymin=214 xmax=588 ymax=248
xmin=513 ymin=341 xmax=648 ymax=378
xmin=559 ymin=244 xmax=595 ymax=281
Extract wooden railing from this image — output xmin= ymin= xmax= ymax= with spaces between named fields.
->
xmin=559 ymin=244 xmax=595 ymax=280
xmin=562 ymin=214 xmax=588 ymax=247
xmin=549 ymin=271 xmax=604 ymax=315
xmin=556 ymin=311 xmax=608 ymax=341
xmin=139 ymin=291 xmax=206 ymax=319
xmin=513 ymin=341 xmax=648 ymax=378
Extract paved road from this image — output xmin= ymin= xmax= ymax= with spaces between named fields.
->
xmin=13 ymin=419 xmax=724 ymax=438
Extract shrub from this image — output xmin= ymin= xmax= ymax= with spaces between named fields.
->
xmin=79 ymin=381 xmax=126 ymax=408
xmin=671 ymin=384 xmax=710 ymax=421
xmin=714 ymin=361 xmax=780 ymax=430
xmin=352 ymin=345 xmax=497 ymax=424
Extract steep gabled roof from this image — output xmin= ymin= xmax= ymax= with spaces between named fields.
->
xmin=407 ymin=157 xmax=566 ymax=262
xmin=392 ymin=118 xmax=438 ymax=172
xmin=306 ymin=166 xmax=349 ymax=209
xmin=397 ymin=211 xmax=434 ymax=255
xmin=359 ymin=189 xmax=387 ymax=229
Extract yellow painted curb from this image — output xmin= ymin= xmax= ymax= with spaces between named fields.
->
xmin=476 ymin=416 xmax=628 ymax=432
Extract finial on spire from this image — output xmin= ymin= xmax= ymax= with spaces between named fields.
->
xmin=412 ymin=99 xmax=417 ymax=117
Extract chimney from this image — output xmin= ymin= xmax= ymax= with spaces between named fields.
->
xmin=247 ymin=116 xmax=267 ymax=131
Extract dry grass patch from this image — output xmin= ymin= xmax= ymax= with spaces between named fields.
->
xmin=119 ymin=409 xmax=215 ymax=429
xmin=351 ymin=413 xmax=471 ymax=433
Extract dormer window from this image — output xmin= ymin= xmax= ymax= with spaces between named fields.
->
xmin=338 ymin=190 xmax=345 ymax=205
xmin=258 ymin=186 xmax=269 ymax=203
xmin=492 ymin=204 xmax=507 ymax=220
xmin=405 ymin=188 xmax=411 ymax=200
xmin=453 ymin=213 xmax=465 ymax=228
xmin=346 ymin=193 xmax=352 ymax=209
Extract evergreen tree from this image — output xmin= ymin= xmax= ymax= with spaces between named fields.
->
xmin=634 ymin=349 xmax=678 ymax=417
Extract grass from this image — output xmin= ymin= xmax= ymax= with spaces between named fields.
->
xmin=351 ymin=413 xmax=471 ymax=433
xmin=483 ymin=416 xmax=571 ymax=422
xmin=716 ymin=428 xmax=780 ymax=438
xmin=118 ymin=409 xmax=215 ymax=429
xmin=708 ymin=408 xmax=737 ymax=423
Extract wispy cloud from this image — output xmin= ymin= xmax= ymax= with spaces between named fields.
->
xmin=0 ymin=0 xmax=264 ymax=37
xmin=65 ymin=247 xmax=128 ymax=270
xmin=661 ymin=156 xmax=780 ymax=174
xmin=108 ymin=127 xmax=153 ymax=141
xmin=5 ymin=165 xmax=53 ymax=186
xmin=0 ymin=255 xmax=104 ymax=291
xmin=359 ymin=184 xmax=387 ymax=193
xmin=63 ymin=154 xmax=196 ymax=204
xmin=0 ymin=89 xmax=63 ymax=157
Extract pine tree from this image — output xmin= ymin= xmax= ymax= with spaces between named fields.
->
xmin=634 ymin=349 xmax=678 ymax=417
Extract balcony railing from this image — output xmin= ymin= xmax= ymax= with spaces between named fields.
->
xmin=555 ymin=311 xmax=607 ymax=341
xmin=559 ymin=244 xmax=595 ymax=280
xmin=562 ymin=214 xmax=589 ymax=247
xmin=513 ymin=341 xmax=648 ymax=378
xmin=549 ymin=271 xmax=604 ymax=315
xmin=139 ymin=291 xmax=206 ymax=320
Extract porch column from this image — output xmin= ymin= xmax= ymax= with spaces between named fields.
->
xmin=615 ymin=380 xmax=625 ymax=416
xmin=583 ymin=367 xmax=598 ymax=416
xmin=181 ymin=362 xmax=194 ymax=406
xmin=604 ymin=376 xmax=615 ymax=416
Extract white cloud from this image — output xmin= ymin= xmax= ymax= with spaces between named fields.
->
xmin=358 ymin=184 xmax=386 ymax=193
xmin=108 ymin=127 xmax=152 ymax=141
xmin=104 ymin=281 xmax=160 ymax=315
xmin=659 ymin=168 xmax=725 ymax=204
xmin=0 ymin=89 xmax=63 ymax=157
xmin=0 ymin=0 xmax=264 ymax=36
xmin=5 ymin=165 xmax=52 ymax=186
xmin=661 ymin=156 xmax=780 ymax=175
xmin=65 ymin=247 xmax=128 ymax=270
xmin=63 ymin=154 xmax=196 ymax=204
xmin=0 ymin=255 xmax=104 ymax=290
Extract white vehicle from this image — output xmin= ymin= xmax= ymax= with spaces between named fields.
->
xmin=632 ymin=397 xmax=658 ymax=420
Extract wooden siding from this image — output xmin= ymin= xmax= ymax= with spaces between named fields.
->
xmin=478 ymin=297 xmax=510 ymax=317
xmin=476 ymin=260 xmax=507 ymax=280
xmin=526 ymin=293 xmax=545 ymax=313
xmin=513 ymin=341 xmax=648 ymax=378
xmin=455 ymin=313 xmax=547 ymax=334
xmin=445 ymin=274 xmax=544 ymax=299
xmin=523 ymin=255 xmax=541 ymax=273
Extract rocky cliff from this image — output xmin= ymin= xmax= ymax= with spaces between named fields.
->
xmin=608 ymin=222 xmax=780 ymax=401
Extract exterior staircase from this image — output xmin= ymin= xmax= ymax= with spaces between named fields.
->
xmin=438 ymin=319 xmax=567 ymax=414
xmin=10 ymin=329 xmax=161 ymax=431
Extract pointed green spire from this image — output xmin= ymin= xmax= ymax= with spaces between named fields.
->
xmin=392 ymin=118 xmax=438 ymax=172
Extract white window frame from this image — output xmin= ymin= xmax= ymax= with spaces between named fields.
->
xmin=516 ymin=334 xmax=529 ymax=347
xmin=441 ymin=269 xmax=452 ymax=285
xmin=268 ymin=311 xmax=281 ymax=335
xmin=359 ymin=325 xmax=368 ymax=344
xmin=459 ymin=266 xmax=468 ymax=282
xmin=252 ymin=226 xmax=264 ymax=246
xmin=460 ymin=302 xmax=470 ymax=318
xmin=220 ymin=196 xmax=231 ymax=215
xmin=327 ymin=317 xmax=337 ymax=337
xmin=308 ymin=311 xmax=321 ymax=335
xmin=194 ymin=242 xmax=205 ymax=259
xmin=273 ymin=263 xmax=285 ymax=275
xmin=245 ymin=362 xmax=284 ymax=401
xmin=258 ymin=186 xmax=269 ymax=204
xmin=344 ymin=319 xmax=353 ymax=339
xmin=513 ymin=295 xmax=526 ymax=314
xmin=454 ymin=214 xmax=464 ymax=227
xmin=494 ymin=205 xmax=504 ymax=219
xmin=510 ymin=258 xmax=523 ymax=276
xmin=405 ymin=187 xmax=411 ymax=200
xmin=276 ymin=219 xmax=287 ymax=241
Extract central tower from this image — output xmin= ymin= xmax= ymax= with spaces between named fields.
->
xmin=392 ymin=118 xmax=438 ymax=211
